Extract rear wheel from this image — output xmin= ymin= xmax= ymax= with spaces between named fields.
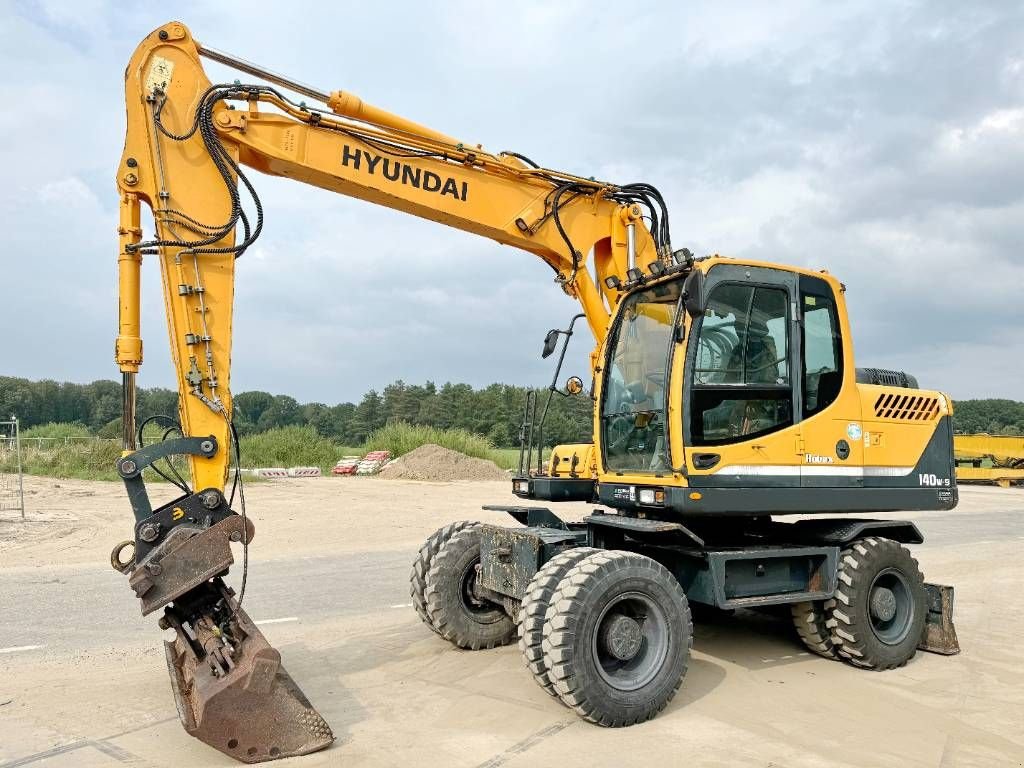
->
xmin=541 ymin=551 xmax=692 ymax=726
xmin=410 ymin=521 xmax=478 ymax=634
xmin=826 ymin=537 xmax=926 ymax=670
xmin=519 ymin=547 xmax=598 ymax=700
xmin=791 ymin=601 xmax=840 ymax=659
xmin=424 ymin=527 xmax=516 ymax=650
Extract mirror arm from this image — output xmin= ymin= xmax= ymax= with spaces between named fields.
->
xmin=547 ymin=313 xmax=585 ymax=392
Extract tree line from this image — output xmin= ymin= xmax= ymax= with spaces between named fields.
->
xmin=1 ymin=375 xmax=1021 ymax=444
xmin=0 ymin=376 xmax=593 ymax=447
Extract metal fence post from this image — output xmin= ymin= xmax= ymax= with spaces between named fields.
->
xmin=0 ymin=416 xmax=25 ymax=519
xmin=15 ymin=416 xmax=24 ymax=519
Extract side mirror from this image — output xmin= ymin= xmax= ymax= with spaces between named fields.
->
xmin=541 ymin=329 xmax=559 ymax=359
xmin=683 ymin=269 xmax=705 ymax=317
xmin=565 ymin=376 xmax=584 ymax=395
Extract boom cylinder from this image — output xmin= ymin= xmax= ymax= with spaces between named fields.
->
xmin=116 ymin=193 xmax=143 ymax=451
xmin=197 ymin=44 xmax=330 ymax=104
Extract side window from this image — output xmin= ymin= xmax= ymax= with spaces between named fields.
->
xmin=801 ymin=279 xmax=842 ymax=418
xmin=691 ymin=283 xmax=793 ymax=446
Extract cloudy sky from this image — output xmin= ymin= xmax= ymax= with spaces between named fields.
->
xmin=2 ymin=0 xmax=1022 ymax=403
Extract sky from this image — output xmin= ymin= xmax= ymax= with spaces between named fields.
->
xmin=2 ymin=0 xmax=1022 ymax=404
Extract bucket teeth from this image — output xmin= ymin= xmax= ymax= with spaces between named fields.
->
xmin=164 ymin=600 xmax=333 ymax=763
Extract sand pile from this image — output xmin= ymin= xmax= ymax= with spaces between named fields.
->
xmin=378 ymin=444 xmax=509 ymax=482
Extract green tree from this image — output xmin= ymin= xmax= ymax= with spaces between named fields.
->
xmin=257 ymin=395 xmax=301 ymax=431
xmin=351 ymin=390 xmax=384 ymax=442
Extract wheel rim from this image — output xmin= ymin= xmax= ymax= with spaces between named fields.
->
xmin=592 ymin=591 xmax=670 ymax=692
xmin=867 ymin=567 xmax=915 ymax=645
xmin=459 ymin=560 xmax=504 ymax=625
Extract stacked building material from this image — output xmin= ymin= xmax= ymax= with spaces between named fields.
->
xmin=331 ymin=456 xmax=361 ymax=475
xmin=252 ymin=467 xmax=289 ymax=478
xmin=287 ymin=466 xmax=322 ymax=477
xmin=356 ymin=450 xmax=391 ymax=475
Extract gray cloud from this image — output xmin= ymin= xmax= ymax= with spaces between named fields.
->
xmin=1 ymin=0 xmax=1021 ymax=402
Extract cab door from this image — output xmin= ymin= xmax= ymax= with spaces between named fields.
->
xmin=797 ymin=275 xmax=864 ymax=487
xmin=683 ymin=264 xmax=802 ymax=488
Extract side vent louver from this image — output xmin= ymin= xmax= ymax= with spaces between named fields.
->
xmin=873 ymin=392 xmax=940 ymax=421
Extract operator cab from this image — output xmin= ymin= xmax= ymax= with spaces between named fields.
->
xmin=516 ymin=257 xmax=954 ymax=518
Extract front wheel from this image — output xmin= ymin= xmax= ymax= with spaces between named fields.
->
xmin=541 ymin=551 xmax=692 ymax=726
xmin=410 ymin=521 xmax=479 ymax=634
xmin=826 ymin=537 xmax=926 ymax=670
xmin=424 ymin=527 xmax=516 ymax=650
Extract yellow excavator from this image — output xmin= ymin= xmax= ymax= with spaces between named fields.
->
xmin=111 ymin=22 xmax=960 ymax=764
xmin=954 ymin=434 xmax=1024 ymax=487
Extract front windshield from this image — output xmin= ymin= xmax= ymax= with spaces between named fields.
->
xmin=602 ymin=281 xmax=682 ymax=472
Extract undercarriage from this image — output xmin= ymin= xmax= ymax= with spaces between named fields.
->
xmin=409 ymin=504 xmax=960 ymax=726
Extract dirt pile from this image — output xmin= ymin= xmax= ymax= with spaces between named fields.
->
xmin=377 ymin=444 xmax=509 ymax=482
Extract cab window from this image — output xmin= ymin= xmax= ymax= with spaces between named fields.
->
xmin=801 ymin=277 xmax=842 ymax=418
xmin=601 ymin=281 xmax=682 ymax=472
xmin=690 ymin=284 xmax=793 ymax=445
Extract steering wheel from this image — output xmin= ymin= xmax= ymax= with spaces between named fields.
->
xmin=605 ymin=413 xmax=637 ymax=452
xmin=745 ymin=354 xmax=789 ymax=381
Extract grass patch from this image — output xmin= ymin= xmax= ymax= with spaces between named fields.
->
xmin=4 ymin=421 xmax=518 ymax=481
xmin=363 ymin=422 xmax=499 ymax=462
xmin=491 ymin=446 xmax=558 ymax=471
xmin=2 ymin=440 xmax=124 ymax=481
xmin=239 ymin=426 xmax=350 ymax=471
xmin=21 ymin=422 xmax=93 ymax=440
xmin=490 ymin=447 xmax=522 ymax=471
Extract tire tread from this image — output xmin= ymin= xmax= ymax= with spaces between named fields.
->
xmin=541 ymin=551 xmax=692 ymax=726
xmin=826 ymin=537 xmax=924 ymax=670
xmin=518 ymin=547 xmax=598 ymax=699
xmin=424 ymin=527 xmax=515 ymax=650
xmin=409 ymin=520 xmax=477 ymax=633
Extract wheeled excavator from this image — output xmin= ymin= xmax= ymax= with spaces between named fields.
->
xmin=111 ymin=22 xmax=961 ymax=764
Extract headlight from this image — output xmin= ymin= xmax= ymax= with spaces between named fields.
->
xmin=638 ymin=488 xmax=665 ymax=505
xmin=513 ymin=480 xmax=529 ymax=493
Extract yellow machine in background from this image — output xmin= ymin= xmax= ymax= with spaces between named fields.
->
xmin=110 ymin=22 xmax=960 ymax=764
xmin=955 ymin=434 xmax=1024 ymax=487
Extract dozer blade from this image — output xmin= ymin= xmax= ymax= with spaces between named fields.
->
xmin=164 ymin=599 xmax=334 ymax=763
xmin=918 ymin=582 xmax=960 ymax=655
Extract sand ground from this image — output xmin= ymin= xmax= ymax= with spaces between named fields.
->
xmin=1 ymin=476 xmax=1022 ymax=767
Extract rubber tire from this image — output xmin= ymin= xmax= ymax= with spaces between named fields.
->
xmin=424 ymin=527 xmax=516 ymax=650
xmin=518 ymin=547 xmax=598 ymax=700
xmin=791 ymin=601 xmax=840 ymax=659
xmin=541 ymin=551 xmax=692 ymax=726
xmin=410 ymin=520 xmax=478 ymax=634
xmin=825 ymin=537 xmax=926 ymax=670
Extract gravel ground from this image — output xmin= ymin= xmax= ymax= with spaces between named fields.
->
xmin=0 ymin=477 xmax=1022 ymax=767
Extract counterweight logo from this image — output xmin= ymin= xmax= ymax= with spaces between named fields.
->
xmin=341 ymin=145 xmax=468 ymax=201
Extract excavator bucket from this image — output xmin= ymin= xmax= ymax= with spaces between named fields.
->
xmin=164 ymin=601 xmax=334 ymax=763
xmin=918 ymin=582 xmax=960 ymax=655
xmin=116 ymin=505 xmax=333 ymax=763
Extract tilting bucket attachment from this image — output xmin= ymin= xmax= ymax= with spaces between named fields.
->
xmin=113 ymin=488 xmax=333 ymax=764
xmin=164 ymin=592 xmax=334 ymax=763
xmin=918 ymin=582 xmax=960 ymax=655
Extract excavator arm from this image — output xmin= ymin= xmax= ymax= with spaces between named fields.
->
xmin=112 ymin=21 xmax=675 ymax=763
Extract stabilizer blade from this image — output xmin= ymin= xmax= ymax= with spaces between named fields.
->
xmin=918 ymin=582 xmax=960 ymax=655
